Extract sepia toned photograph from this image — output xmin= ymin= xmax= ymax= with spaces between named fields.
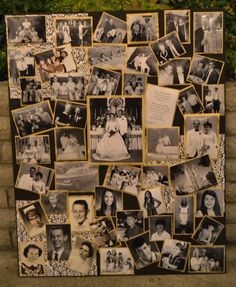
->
xmin=123 ymin=72 xmax=146 ymax=96
xmin=41 ymin=191 xmax=67 ymax=217
xmin=20 ymin=78 xmax=43 ymax=105
xmin=203 ymin=84 xmax=225 ymax=114
xmin=149 ymin=215 xmax=172 ymax=241
xmin=142 ymin=165 xmax=169 ymax=189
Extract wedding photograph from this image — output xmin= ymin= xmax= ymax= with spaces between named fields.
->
xmin=41 ymin=191 xmax=67 ymax=217
xmin=202 ymin=84 xmax=225 ymax=114
xmin=122 ymin=73 xmax=147 ymax=96
xmin=20 ymin=78 xmax=43 ymax=105
xmin=142 ymin=165 xmax=169 ymax=189
xmin=88 ymin=97 xmax=143 ymax=163
xmin=149 ymin=215 xmax=172 ymax=242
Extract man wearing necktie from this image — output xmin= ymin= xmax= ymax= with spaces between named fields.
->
xmin=204 ymin=62 xmax=219 ymax=84
xmin=186 ymin=119 xmax=204 ymax=159
xmin=195 ymin=15 xmax=210 ymax=53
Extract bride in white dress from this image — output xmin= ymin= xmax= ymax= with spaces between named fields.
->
xmin=93 ymin=113 xmax=130 ymax=161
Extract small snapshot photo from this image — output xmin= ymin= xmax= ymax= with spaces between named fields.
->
xmin=20 ymin=78 xmax=43 ymax=105
xmin=89 ymin=97 xmax=143 ymax=163
xmin=150 ymin=32 xmax=186 ymax=66
xmin=100 ymin=247 xmax=135 ymax=275
xmin=137 ymin=188 xmax=167 ymax=218
xmin=95 ymin=186 xmax=123 ymax=217
xmin=34 ymin=44 xmax=77 ymax=82
xmin=194 ymin=12 xmax=223 ymax=54
xmin=149 ymin=215 xmax=172 ymax=241
xmin=126 ymin=232 xmax=160 ymax=269
xmin=55 ymin=127 xmax=86 ymax=161
xmin=177 ymin=85 xmax=204 ymax=115
xmin=15 ymin=135 xmax=51 ymax=164
xmin=187 ymin=55 xmax=224 ymax=85
xmin=50 ymin=73 xmax=85 ymax=101
xmin=142 ymin=165 xmax=169 ymax=188
xmin=127 ymin=13 xmax=159 ymax=44
xmin=12 ymin=101 xmax=53 ymax=137
xmin=7 ymin=16 xmax=46 ymax=43
xmin=192 ymin=216 xmax=224 ymax=245
xmin=123 ymin=73 xmax=146 ymax=96
xmin=93 ymin=12 xmax=127 ymax=44
xmin=165 ymin=10 xmax=190 ymax=43
xmin=15 ymin=162 xmax=54 ymax=195
xmin=174 ymin=195 xmax=194 ymax=234
xmin=127 ymin=46 xmax=157 ymax=76
xmin=46 ymin=224 xmax=71 ymax=261
xmin=196 ymin=188 xmax=224 ymax=218
xmin=8 ymin=47 xmax=35 ymax=87
xmin=41 ymin=191 xmax=67 ymax=217
xmin=19 ymin=240 xmax=46 ymax=276
xmin=104 ymin=165 xmax=141 ymax=196
xmin=146 ymin=127 xmax=179 ymax=162
xmin=86 ymin=66 xmax=121 ymax=96
xmin=90 ymin=217 xmax=118 ymax=248
xmin=185 ymin=114 xmax=220 ymax=160
xmin=116 ymin=210 xmax=144 ymax=241
xmin=170 ymin=154 xmax=218 ymax=195
xmin=67 ymin=236 xmax=96 ymax=275
xmin=18 ymin=201 xmax=48 ymax=237
xmin=189 ymin=246 xmax=225 ymax=273
xmin=55 ymin=17 xmax=93 ymax=47
xmin=160 ymin=239 xmax=190 ymax=272
xmin=203 ymin=84 xmax=225 ymax=114
xmin=88 ymin=45 xmax=126 ymax=69
xmin=55 ymin=161 xmax=99 ymax=192
xmin=68 ymin=195 xmax=94 ymax=233
xmin=158 ymin=58 xmax=190 ymax=86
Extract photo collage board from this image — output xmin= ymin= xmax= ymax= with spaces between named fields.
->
xmin=6 ymin=9 xmax=226 ymax=276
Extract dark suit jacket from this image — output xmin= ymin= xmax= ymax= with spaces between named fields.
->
xmin=195 ymin=27 xmax=204 ymax=52
xmin=48 ymin=248 xmax=70 ymax=261
xmin=206 ymin=69 xmax=219 ymax=84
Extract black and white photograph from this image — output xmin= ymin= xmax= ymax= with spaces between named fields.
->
xmin=15 ymin=162 xmax=54 ymax=194
xmin=15 ymin=135 xmax=51 ymax=164
xmin=55 ymin=17 xmax=93 ymax=47
xmin=90 ymin=217 xmax=118 ymax=248
xmin=86 ymin=67 xmax=121 ymax=96
xmin=89 ymin=97 xmax=143 ymax=163
xmin=187 ymin=55 xmax=224 ymax=85
xmin=95 ymin=186 xmax=123 ymax=217
xmin=8 ymin=48 xmax=35 ymax=87
xmin=203 ymin=84 xmax=225 ymax=114
xmin=20 ymin=78 xmax=43 ymax=105
xmin=159 ymin=239 xmax=190 ymax=272
xmin=123 ymin=73 xmax=146 ymax=96
xmin=127 ymin=46 xmax=157 ymax=76
xmin=19 ymin=241 xmax=46 ymax=276
xmin=93 ymin=12 xmax=127 ymax=44
xmin=12 ymin=101 xmax=53 ymax=137
xmin=41 ymin=191 xmax=67 ymax=217
xmin=158 ymin=58 xmax=191 ymax=86
xmin=68 ymin=195 xmax=93 ymax=233
xmin=50 ymin=74 xmax=85 ymax=101
xmin=127 ymin=13 xmax=159 ymax=44
xmin=185 ymin=114 xmax=220 ymax=160
xmin=55 ymin=161 xmax=99 ymax=192
xmin=100 ymin=247 xmax=135 ymax=275
xmin=170 ymin=154 xmax=218 ymax=195
xmin=192 ymin=216 xmax=224 ymax=245
xmin=142 ymin=165 xmax=169 ymax=189
xmin=116 ymin=211 xmax=144 ymax=241
xmin=88 ymin=45 xmax=126 ymax=69
xmin=174 ymin=195 xmax=194 ymax=234
xmin=194 ymin=12 xmax=223 ymax=54
xmin=137 ymin=188 xmax=167 ymax=218
xmin=67 ymin=237 xmax=96 ymax=274
xmin=46 ymin=224 xmax=71 ymax=261
xmin=18 ymin=201 xmax=48 ymax=237
xmin=146 ymin=127 xmax=179 ymax=162
xmin=149 ymin=215 xmax=172 ymax=241
xmin=177 ymin=85 xmax=204 ymax=115
xmin=165 ymin=10 xmax=190 ymax=43
xmin=104 ymin=165 xmax=141 ymax=196
xmin=189 ymin=246 xmax=225 ymax=273
xmin=6 ymin=16 xmax=46 ymax=43
xmin=126 ymin=232 xmax=160 ymax=269
xmin=34 ymin=44 xmax=77 ymax=82
xmin=196 ymin=188 xmax=224 ymax=218
xmin=150 ymin=31 xmax=186 ymax=66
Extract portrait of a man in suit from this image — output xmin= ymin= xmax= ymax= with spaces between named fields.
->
xmin=194 ymin=15 xmax=210 ymax=53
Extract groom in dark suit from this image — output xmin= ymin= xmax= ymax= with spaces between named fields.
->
xmin=195 ymin=15 xmax=210 ymax=52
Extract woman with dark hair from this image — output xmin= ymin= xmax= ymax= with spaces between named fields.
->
xmin=97 ymin=189 xmax=117 ymax=216
xmin=196 ymin=189 xmax=222 ymax=217
xmin=143 ymin=190 xmax=161 ymax=216
xmin=21 ymin=244 xmax=44 ymax=275
xmin=201 ymin=121 xmax=218 ymax=159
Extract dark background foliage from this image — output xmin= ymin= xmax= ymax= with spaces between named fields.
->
xmin=0 ymin=0 xmax=235 ymax=80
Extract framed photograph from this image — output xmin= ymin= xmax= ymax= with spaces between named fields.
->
xmin=202 ymin=84 xmax=225 ymax=115
xmin=149 ymin=215 xmax=172 ymax=242
xmin=20 ymin=78 xmax=43 ymax=105
xmin=122 ymin=72 xmax=147 ymax=96
xmin=142 ymin=165 xmax=169 ymax=189
xmin=41 ymin=191 xmax=68 ymax=217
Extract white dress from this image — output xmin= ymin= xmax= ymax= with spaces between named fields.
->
xmin=202 ymin=131 xmax=217 ymax=159
xmin=179 ymin=206 xmax=189 ymax=225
